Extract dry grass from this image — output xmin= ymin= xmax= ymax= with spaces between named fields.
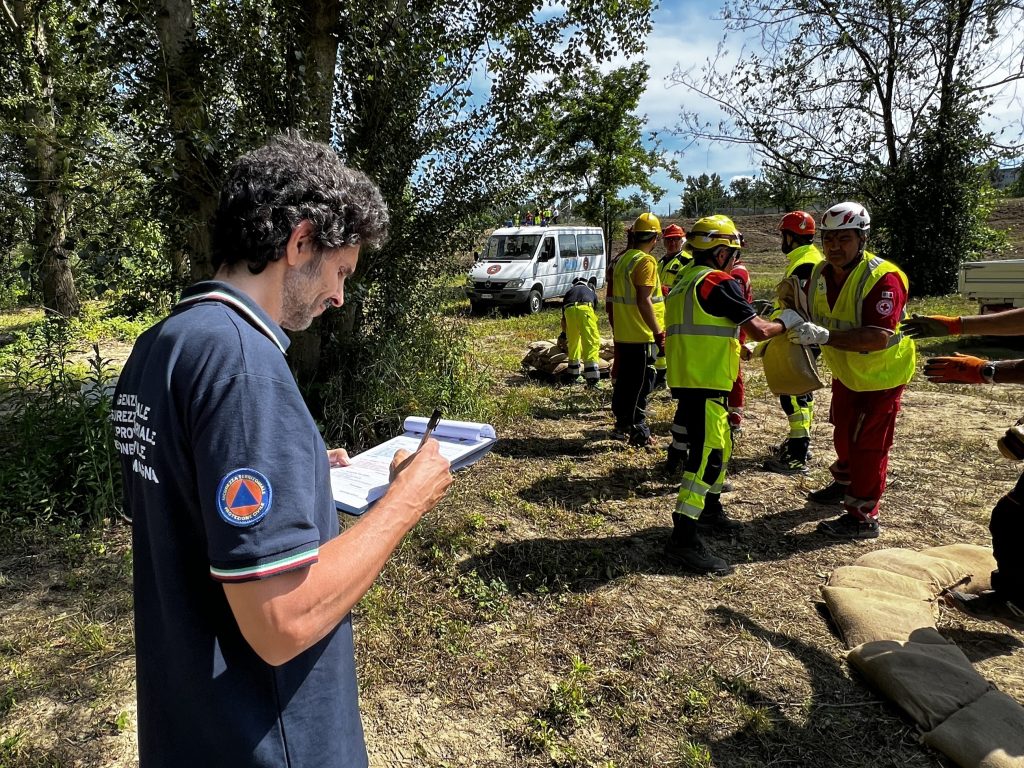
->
xmin=3 ymin=206 xmax=1024 ymax=767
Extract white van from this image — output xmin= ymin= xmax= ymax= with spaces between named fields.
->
xmin=465 ymin=226 xmax=606 ymax=313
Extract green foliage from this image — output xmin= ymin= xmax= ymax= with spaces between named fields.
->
xmin=0 ymin=319 xmax=121 ymax=527
xmin=681 ymin=173 xmax=726 ymax=217
xmin=318 ymin=270 xmax=493 ymax=449
xmin=1008 ymin=164 xmax=1024 ymax=198
xmin=0 ymin=245 xmax=31 ymax=310
xmin=531 ymin=62 xmax=673 ymax=246
xmin=872 ymin=102 xmax=1006 ymax=294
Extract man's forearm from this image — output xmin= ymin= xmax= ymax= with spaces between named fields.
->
xmin=742 ymin=316 xmax=786 ymax=342
xmin=827 ymin=327 xmax=891 ymax=352
xmin=991 ymin=358 xmax=1024 ymax=384
xmin=637 ymin=295 xmax=660 ymax=334
xmin=962 ymin=308 xmax=1024 ymax=336
xmin=224 ymin=447 xmax=450 ymax=666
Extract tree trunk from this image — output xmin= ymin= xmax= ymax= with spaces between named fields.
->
xmin=13 ymin=0 xmax=81 ymax=317
xmin=303 ymin=0 xmax=340 ymax=140
xmin=287 ymin=0 xmax=342 ymax=385
xmin=155 ymin=0 xmax=219 ymax=281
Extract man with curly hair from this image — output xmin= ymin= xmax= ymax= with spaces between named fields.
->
xmin=114 ymin=136 xmax=453 ymax=767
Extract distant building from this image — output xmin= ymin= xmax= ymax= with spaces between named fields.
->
xmin=992 ymin=165 xmax=1022 ymax=190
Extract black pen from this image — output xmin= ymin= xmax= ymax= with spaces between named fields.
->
xmin=417 ymin=408 xmax=443 ymax=451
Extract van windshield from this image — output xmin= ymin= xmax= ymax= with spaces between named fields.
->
xmin=485 ymin=234 xmax=540 ymax=261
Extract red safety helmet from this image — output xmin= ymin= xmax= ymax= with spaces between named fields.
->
xmin=663 ymin=224 xmax=686 ymax=239
xmin=778 ymin=211 xmax=816 ymax=236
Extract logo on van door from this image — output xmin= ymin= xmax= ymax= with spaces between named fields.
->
xmin=583 ymin=257 xmax=590 ymax=270
xmin=486 ymin=265 xmax=501 ymax=275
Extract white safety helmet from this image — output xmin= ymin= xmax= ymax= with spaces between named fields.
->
xmin=819 ymin=202 xmax=870 ymax=232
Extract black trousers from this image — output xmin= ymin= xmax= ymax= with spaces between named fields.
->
xmin=611 ymin=341 xmax=656 ymax=445
xmin=991 ymin=471 xmax=1024 ymax=604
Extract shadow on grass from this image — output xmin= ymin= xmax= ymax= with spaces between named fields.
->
xmin=940 ymin=626 xmax=1024 ymax=662
xmin=461 ymin=520 xmax=846 ymax=595
xmin=699 ymin=606 xmax=916 ymax=768
xmin=494 ymin=435 xmax=618 ymax=460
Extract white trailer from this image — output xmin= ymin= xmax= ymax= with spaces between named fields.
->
xmin=959 ymin=259 xmax=1024 ymax=313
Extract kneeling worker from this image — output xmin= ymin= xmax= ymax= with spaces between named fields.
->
xmin=904 ymin=309 xmax=1024 ymax=629
xmin=664 ymin=215 xmax=804 ymax=574
xmin=561 ymin=277 xmax=601 ymax=387
xmin=787 ymin=202 xmax=916 ymax=539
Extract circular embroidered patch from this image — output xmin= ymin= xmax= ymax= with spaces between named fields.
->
xmin=875 ymin=299 xmax=894 ymax=316
xmin=217 ymin=468 xmax=272 ymax=527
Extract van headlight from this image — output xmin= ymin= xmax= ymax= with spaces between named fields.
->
xmin=504 ymin=279 xmax=525 ymax=289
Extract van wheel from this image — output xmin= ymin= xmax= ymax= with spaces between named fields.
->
xmin=469 ymin=300 xmax=489 ymax=315
xmin=526 ymin=290 xmax=543 ymax=314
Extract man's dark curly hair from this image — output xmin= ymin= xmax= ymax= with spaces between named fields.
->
xmin=212 ymin=135 xmax=389 ymax=273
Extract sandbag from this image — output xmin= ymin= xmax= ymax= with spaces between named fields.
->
xmin=853 ymin=549 xmax=970 ymax=592
xmin=820 ymin=585 xmax=937 ymax=648
xmin=827 ymin=565 xmax=936 ymax=601
xmin=922 ymin=690 xmax=1024 ymax=768
xmin=762 ymin=335 xmax=825 ymax=395
xmin=760 ymin=276 xmax=824 ymax=396
xmin=849 ymin=635 xmax=992 ymax=731
xmin=920 ymin=544 xmax=996 ymax=594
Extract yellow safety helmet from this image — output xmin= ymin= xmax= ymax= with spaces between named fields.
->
xmin=632 ymin=212 xmax=662 ymax=235
xmin=685 ymin=215 xmax=744 ymax=252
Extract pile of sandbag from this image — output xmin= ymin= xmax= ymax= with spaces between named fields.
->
xmin=521 ymin=338 xmax=614 ymax=377
xmin=820 ymin=544 xmax=1024 ymax=768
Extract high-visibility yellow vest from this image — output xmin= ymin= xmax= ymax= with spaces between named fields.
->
xmin=771 ymin=244 xmax=824 ymax=319
xmin=659 ymin=254 xmax=689 ymax=293
xmin=784 ymin=244 xmax=823 ymax=280
xmin=808 ymin=251 xmax=916 ymax=392
xmin=612 ymin=249 xmax=662 ymax=343
xmin=665 ymin=262 xmax=740 ymax=391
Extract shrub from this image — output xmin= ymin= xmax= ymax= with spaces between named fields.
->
xmin=0 ymin=317 xmax=121 ymax=527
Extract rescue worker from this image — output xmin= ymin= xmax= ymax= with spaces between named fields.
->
xmin=610 ymin=213 xmax=664 ymax=446
xmin=561 ymin=276 xmax=601 ymax=387
xmin=653 ymin=224 xmax=689 ymax=388
xmin=543 ymin=207 xmax=553 ymax=225
xmin=903 ymin=308 xmax=1024 ymax=629
xmin=763 ymin=211 xmax=824 ymax=474
xmin=663 ymin=215 xmax=805 ymax=574
xmin=727 ymin=253 xmax=754 ymax=436
xmin=788 ymin=202 xmax=916 ymax=539
xmin=606 ymin=227 xmax=636 ymax=383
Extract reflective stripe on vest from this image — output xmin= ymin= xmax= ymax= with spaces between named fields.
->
xmin=612 ymin=249 xmax=662 ymax=342
xmin=665 ymin=263 xmax=740 ymax=391
xmin=659 ymin=255 xmax=689 ymax=292
xmin=808 ymin=252 xmax=916 ymax=391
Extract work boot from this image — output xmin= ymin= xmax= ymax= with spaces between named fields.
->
xmin=816 ymin=512 xmax=879 ymax=539
xmin=763 ymin=453 xmax=808 ymax=475
xmin=944 ymin=590 xmax=1024 ymax=631
xmin=697 ymin=498 xmax=743 ymax=533
xmin=665 ymin=514 xmax=733 ymax=575
xmin=808 ymin=480 xmax=847 ymax=504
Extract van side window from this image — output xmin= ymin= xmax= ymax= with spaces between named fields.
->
xmin=541 ymin=238 xmax=555 ymax=260
xmin=578 ymin=234 xmax=603 ymax=258
xmin=558 ymin=234 xmax=579 ymax=261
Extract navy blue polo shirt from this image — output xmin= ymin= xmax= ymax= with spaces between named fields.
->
xmin=114 ymin=281 xmax=367 ymax=768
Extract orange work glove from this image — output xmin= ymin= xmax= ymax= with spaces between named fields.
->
xmin=903 ymin=314 xmax=963 ymax=338
xmin=923 ymin=353 xmax=988 ymax=384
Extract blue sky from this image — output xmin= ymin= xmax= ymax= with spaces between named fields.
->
xmin=627 ymin=0 xmax=1024 ymax=214
xmin=623 ymin=0 xmax=757 ymax=213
